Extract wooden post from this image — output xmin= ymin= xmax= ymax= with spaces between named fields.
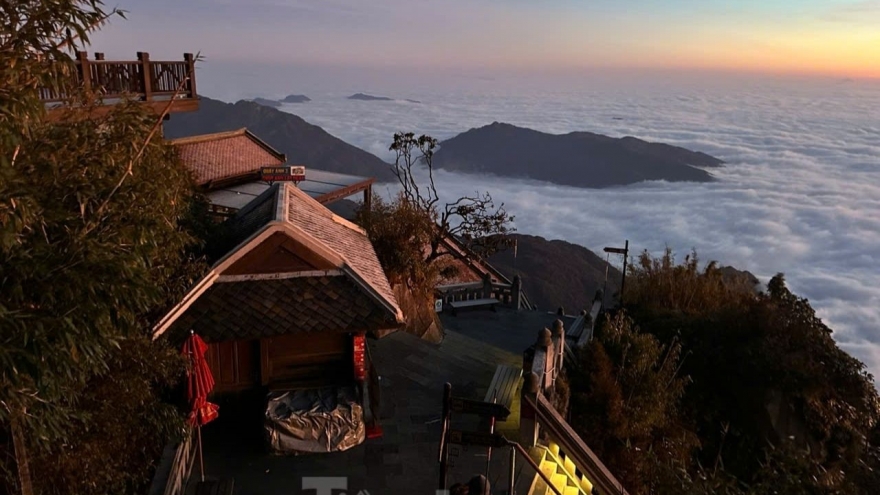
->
xmin=533 ymin=328 xmax=554 ymax=392
xmin=183 ymin=53 xmax=197 ymax=98
xmin=482 ymin=272 xmax=493 ymax=299
xmin=552 ymin=319 xmax=565 ymax=379
xmin=519 ymin=372 xmax=540 ymax=447
xmin=137 ymin=52 xmax=153 ymax=101
xmin=76 ymin=51 xmax=91 ymax=93
xmin=363 ymin=184 xmax=372 ymax=213
xmin=512 ymin=275 xmax=522 ymax=311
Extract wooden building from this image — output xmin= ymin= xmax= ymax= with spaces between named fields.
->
xmin=171 ymin=129 xmax=375 ymax=219
xmin=153 ymin=182 xmax=403 ymax=394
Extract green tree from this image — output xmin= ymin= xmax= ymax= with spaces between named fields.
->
xmin=386 ymin=132 xmax=514 ymax=262
xmin=1 ymin=2 xmax=207 ymax=493
xmin=605 ymin=250 xmax=880 ymax=494
xmin=356 ymin=133 xmax=515 ymax=337
xmin=569 ymin=311 xmax=695 ymax=494
xmin=357 ymin=192 xmax=439 ymax=288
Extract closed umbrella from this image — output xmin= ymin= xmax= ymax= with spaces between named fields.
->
xmin=183 ymin=331 xmax=219 ymax=481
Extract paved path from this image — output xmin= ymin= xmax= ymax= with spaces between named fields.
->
xmin=197 ymin=309 xmax=566 ymax=494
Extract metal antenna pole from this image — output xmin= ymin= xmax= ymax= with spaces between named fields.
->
xmin=620 ymin=240 xmax=629 ymax=307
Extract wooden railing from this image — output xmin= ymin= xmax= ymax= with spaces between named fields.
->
xmin=519 ymin=321 xmax=629 ymax=495
xmin=147 ymin=428 xmax=196 ymax=495
xmin=436 ymin=274 xmax=531 ymax=310
xmin=527 ymin=394 xmax=629 ymax=495
xmin=40 ymin=51 xmax=197 ymax=103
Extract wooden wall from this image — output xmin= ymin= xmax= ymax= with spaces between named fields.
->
xmin=261 ymin=332 xmax=353 ymax=390
xmin=205 ymin=339 xmax=260 ymax=393
xmin=207 ymin=332 xmax=357 ymax=394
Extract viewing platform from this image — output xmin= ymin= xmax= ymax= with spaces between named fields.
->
xmin=42 ymin=51 xmax=199 ymax=118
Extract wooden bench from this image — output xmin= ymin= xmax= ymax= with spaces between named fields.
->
xmin=195 ymin=478 xmax=234 ymax=495
xmin=484 ymin=364 xmax=522 ymax=409
xmin=447 ymin=298 xmax=499 ymax=316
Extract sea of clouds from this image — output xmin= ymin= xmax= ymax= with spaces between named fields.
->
xmin=203 ymin=72 xmax=880 ymax=381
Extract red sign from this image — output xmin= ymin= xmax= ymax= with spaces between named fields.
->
xmin=260 ymin=166 xmax=306 ymax=182
xmin=353 ymin=333 xmax=366 ymax=381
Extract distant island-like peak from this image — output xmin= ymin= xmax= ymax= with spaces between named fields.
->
xmin=251 ymin=97 xmax=282 ymax=108
xmin=281 ymin=94 xmax=311 ymax=103
xmin=433 ymin=122 xmax=724 ymax=188
xmin=348 ymin=93 xmax=393 ymax=101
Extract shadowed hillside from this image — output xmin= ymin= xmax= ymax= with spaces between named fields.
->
xmin=164 ymin=96 xmax=396 ymax=181
xmin=488 ymin=234 xmax=622 ymax=312
xmin=434 ymin=122 xmax=723 ymax=188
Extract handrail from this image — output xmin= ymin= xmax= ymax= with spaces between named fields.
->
xmin=528 ymin=394 xmax=629 ymax=495
xmin=510 ymin=441 xmax=564 ymax=495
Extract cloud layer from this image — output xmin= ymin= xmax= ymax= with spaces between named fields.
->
xmin=221 ymin=76 xmax=880 ymax=380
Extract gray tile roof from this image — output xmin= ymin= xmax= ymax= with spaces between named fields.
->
xmin=155 ymin=183 xmax=402 ymax=343
xmin=167 ymin=275 xmax=397 ymax=343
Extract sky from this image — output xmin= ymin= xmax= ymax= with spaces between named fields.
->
xmin=89 ymin=0 xmax=880 ymax=78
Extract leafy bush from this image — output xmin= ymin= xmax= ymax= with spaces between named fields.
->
xmin=569 ymin=250 xmax=880 ymax=494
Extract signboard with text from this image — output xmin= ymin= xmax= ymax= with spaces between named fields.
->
xmin=450 ymin=397 xmax=510 ymax=420
xmin=260 ymin=165 xmax=306 ymax=182
xmin=447 ymin=429 xmax=508 ymax=448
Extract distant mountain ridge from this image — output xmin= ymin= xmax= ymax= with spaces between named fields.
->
xmin=282 ymin=94 xmax=311 ymax=103
xmin=433 ymin=122 xmax=723 ymax=188
xmin=487 ymin=234 xmax=759 ymax=313
xmin=163 ymin=96 xmax=396 ymax=181
xmin=489 ymin=234 xmax=622 ymax=312
xmin=348 ymin=93 xmax=392 ymax=101
xmin=251 ymin=97 xmax=281 ymax=108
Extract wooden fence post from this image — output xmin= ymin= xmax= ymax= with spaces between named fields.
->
xmin=76 ymin=51 xmax=91 ymax=93
xmin=520 ymin=372 xmax=540 ymax=447
xmin=552 ymin=319 xmax=565 ymax=379
xmin=183 ymin=53 xmax=197 ymax=98
xmin=482 ymin=272 xmax=493 ymax=299
xmin=138 ymin=52 xmax=153 ymax=101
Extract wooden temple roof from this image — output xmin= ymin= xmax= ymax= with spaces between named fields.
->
xmin=154 ymin=182 xmax=403 ymax=343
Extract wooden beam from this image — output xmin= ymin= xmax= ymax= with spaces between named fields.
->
xmin=45 ymin=98 xmax=200 ymax=122
xmin=314 ymin=177 xmax=375 ymax=205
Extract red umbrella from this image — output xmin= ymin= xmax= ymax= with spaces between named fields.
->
xmin=182 ymin=332 xmax=218 ymax=481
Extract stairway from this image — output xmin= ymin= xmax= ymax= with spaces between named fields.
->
xmin=526 ymin=443 xmax=593 ymax=495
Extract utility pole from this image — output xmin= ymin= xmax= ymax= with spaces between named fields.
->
xmin=603 ymin=240 xmax=629 ymax=307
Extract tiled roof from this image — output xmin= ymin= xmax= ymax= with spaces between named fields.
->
xmin=222 ymin=184 xmax=278 ymax=249
xmin=284 ymin=185 xmax=398 ymax=311
xmin=166 ymin=275 xmax=396 ymax=343
xmin=171 ymin=129 xmax=285 ymax=186
xmin=154 ymin=182 xmax=403 ymax=343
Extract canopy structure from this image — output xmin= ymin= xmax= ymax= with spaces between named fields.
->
xmin=154 ymin=182 xmax=403 ymax=344
xmin=207 ymin=169 xmax=374 ymax=212
xmin=171 ymin=129 xmax=374 ymax=214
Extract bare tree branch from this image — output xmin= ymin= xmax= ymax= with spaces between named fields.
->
xmin=388 ymin=132 xmax=515 ymax=265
